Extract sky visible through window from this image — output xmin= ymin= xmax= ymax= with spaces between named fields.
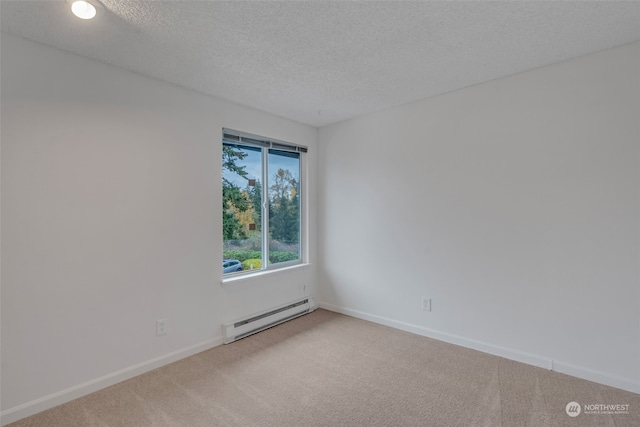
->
xmin=223 ymin=148 xmax=299 ymax=188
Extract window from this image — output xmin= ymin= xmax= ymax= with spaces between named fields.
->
xmin=222 ymin=129 xmax=306 ymax=276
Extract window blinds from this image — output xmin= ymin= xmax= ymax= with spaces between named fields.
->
xmin=222 ymin=129 xmax=308 ymax=153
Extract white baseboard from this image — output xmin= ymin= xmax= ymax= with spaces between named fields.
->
xmin=3 ymin=305 xmax=637 ymax=426
xmin=551 ymin=360 xmax=639 ymax=395
xmin=318 ymin=302 xmax=639 ymax=395
xmin=1 ymin=337 xmax=224 ymax=426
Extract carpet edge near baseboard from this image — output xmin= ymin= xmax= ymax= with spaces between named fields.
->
xmin=317 ymin=302 xmax=639 ymax=395
xmin=0 ymin=336 xmax=224 ymax=426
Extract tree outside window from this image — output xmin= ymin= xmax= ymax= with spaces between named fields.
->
xmin=222 ymin=137 xmax=302 ymax=275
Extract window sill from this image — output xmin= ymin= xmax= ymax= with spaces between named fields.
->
xmin=221 ymin=263 xmax=311 ymax=286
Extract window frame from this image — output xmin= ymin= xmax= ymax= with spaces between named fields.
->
xmin=221 ymin=129 xmax=307 ymax=281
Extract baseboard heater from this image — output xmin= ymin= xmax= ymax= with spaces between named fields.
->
xmin=223 ymin=297 xmax=317 ymax=344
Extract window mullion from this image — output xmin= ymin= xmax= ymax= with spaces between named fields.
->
xmin=261 ymin=148 xmax=269 ymax=270
xmin=297 ymin=156 xmax=303 ymax=262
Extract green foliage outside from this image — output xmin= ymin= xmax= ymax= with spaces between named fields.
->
xmin=242 ymin=259 xmax=262 ymax=270
xmin=223 ymin=144 xmax=300 ymax=271
xmin=222 ymin=146 xmax=249 ymax=240
xmin=223 ymin=250 xmax=299 ymax=264
xmin=268 ymin=251 xmax=299 ymax=264
xmin=223 ymin=250 xmax=261 ymax=262
xmin=269 ymin=168 xmax=300 ymax=244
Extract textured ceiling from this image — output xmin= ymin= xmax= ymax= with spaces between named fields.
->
xmin=1 ymin=1 xmax=639 ymax=127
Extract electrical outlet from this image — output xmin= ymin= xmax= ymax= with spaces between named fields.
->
xmin=156 ymin=319 xmax=168 ymax=336
xmin=422 ymin=297 xmax=432 ymax=312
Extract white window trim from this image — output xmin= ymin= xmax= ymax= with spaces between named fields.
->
xmin=221 ymin=262 xmax=311 ymax=285
xmin=221 ymin=129 xmax=308 ymax=284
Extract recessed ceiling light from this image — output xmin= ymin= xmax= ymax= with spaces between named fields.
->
xmin=71 ymin=0 xmax=97 ymax=20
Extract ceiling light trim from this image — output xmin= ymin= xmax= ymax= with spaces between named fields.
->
xmin=69 ymin=0 xmax=100 ymax=20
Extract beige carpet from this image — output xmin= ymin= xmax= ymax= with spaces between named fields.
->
xmin=7 ymin=309 xmax=639 ymax=427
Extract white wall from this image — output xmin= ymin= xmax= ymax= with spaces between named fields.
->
xmin=0 ymin=34 xmax=317 ymax=423
xmin=1 ymin=31 xmax=638 ymax=426
xmin=318 ymin=42 xmax=640 ymax=393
